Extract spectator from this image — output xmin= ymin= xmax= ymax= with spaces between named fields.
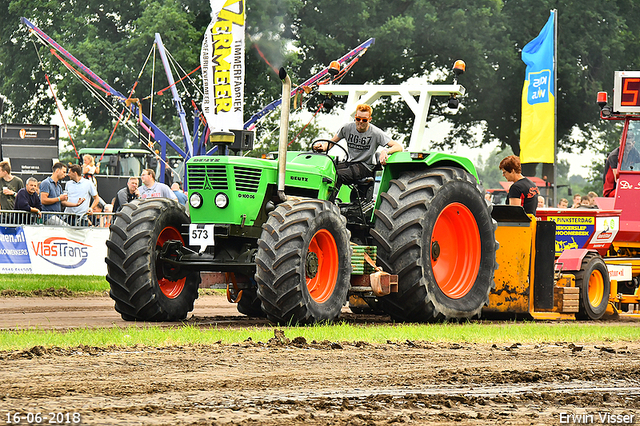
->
xmin=0 ymin=160 xmax=24 ymax=211
xmin=15 ymin=177 xmax=42 ymax=222
xmin=139 ymin=169 xmax=177 ymax=200
xmin=64 ymin=164 xmax=99 ymax=225
xmin=82 ymin=154 xmax=99 ymax=189
xmin=537 ymin=196 xmax=546 ymax=209
xmin=171 ymin=182 xmax=187 ymax=205
xmin=40 ymin=162 xmax=68 ymax=216
xmin=91 ymin=198 xmax=109 ymax=226
xmin=113 ymin=177 xmax=140 ymax=212
xmin=571 ymin=193 xmax=581 ymax=208
xmin=102 ymin=203 xmax=113 ymax=227
xmin=587 ymin=191 xmax=598 ymax=207
xmin=579 ymin=195 xmax=597 ymax=209
xmin=557 ymin=198 xmax=569 ymax=209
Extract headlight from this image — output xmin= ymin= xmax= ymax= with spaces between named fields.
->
xmin=215 ymin=192 xmax=229 ymax=209
xmin=189 ymin=192 xmax=203 ymax=209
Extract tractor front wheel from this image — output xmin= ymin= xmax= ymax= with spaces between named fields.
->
xmin=255 ymin=199 xmax=351 ymax=324
xmin=106 ymin=199 xmax=200 ymax=321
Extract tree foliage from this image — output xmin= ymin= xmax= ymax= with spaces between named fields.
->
xmin=1 ymin=0 xmax=640 ymax=176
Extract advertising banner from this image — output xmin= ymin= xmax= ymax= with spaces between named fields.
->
xmin=0 ymin=226 xmax=108 ymax=275
xmin=547 ymin=215 xmax=619 ymax=256
xmin=201 ymin=0 xmax=246 ymax=132
xmin=548 ymin=216 xmax=594 ymax=256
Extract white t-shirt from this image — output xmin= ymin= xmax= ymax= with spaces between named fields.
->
xmin=139 ymin=182 xmax=178 ymax=200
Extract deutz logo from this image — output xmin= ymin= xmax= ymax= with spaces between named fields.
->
xmin=290 ymin=176 xmax=308 ymax=182
xmin=203 ymin=171 xmax=213 ymax=190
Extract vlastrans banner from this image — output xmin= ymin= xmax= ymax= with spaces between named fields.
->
xmin=201 ymin=0 xmax=246 ymax=132
xmin=0 ymin=226 xmax=108 ymax=275
xmin=520 ymin=10 xmax=555 ymax=164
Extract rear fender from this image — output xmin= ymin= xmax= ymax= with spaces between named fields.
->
xmin=375 ymin=153 xmax=480 ymax=214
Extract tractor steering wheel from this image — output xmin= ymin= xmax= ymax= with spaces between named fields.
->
xmin=312 ymin=139 xmax=349 ymax=164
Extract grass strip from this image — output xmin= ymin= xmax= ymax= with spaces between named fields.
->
xmin=0 ymin=274 xmax=109 ymax=293
xmin=1 ymin=321 xmax=638 ymax=352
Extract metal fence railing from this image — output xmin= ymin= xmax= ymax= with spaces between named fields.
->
xmin=0 ymin=210 xmax=115 ymax=228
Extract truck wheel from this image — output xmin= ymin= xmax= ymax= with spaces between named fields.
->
xmin=105 ymin=199 xmax=200 ymax=321
xmin=255 ymin=199 xmax=351 ymax=324
xmin=371 ymin=168 xmax=497 ymax=321
xmin=574 ymin=253 xmax=610 ymax=320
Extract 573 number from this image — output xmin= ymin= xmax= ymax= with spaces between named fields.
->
xmin=191 ymin=229 xmax=209 ymax=239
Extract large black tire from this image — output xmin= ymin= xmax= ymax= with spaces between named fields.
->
xmin=105 ymin=199 xmax=200 ymax=321
xmin=574 ymin=253 xmax=610 ymax=320
xmin=371 ymin=168 xmax=497 ymax=322
xmin=255 ymin=199 xmax=352 ymax=324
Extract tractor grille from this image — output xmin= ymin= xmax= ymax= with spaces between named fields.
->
xmin=187 ymin=164 xmax=228 ymax=190
xmin=234 ymin=167 xmax=262 ymax=193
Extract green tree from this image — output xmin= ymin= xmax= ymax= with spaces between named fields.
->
xmin=248 ymin=110 xmax=327 ymax=158
xmin=3 ymin=0 xmax=640 ymax=169
xmin=291 ymin=0 xmax=640 ymax=158
xmin=1 ymin=1 xmax=209 ymax=135
xmin=475 ymin=146 xmax=515 ymax=190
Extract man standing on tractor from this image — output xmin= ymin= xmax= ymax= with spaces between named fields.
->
xmin=312 ymin=104 xmax=402 ymax=194
xmin=499 ymin=155 xmax=540 ymax=215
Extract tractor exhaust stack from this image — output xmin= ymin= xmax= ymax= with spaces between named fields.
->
xmin=277 ymin=67 xmax=291 ymax=202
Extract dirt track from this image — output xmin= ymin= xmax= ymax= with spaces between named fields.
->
xmin=1 ymin=294 xmax=639 ymax=425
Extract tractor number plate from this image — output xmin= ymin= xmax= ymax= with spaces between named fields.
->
xmin=189 ymin=224 xmax=215 ymax=252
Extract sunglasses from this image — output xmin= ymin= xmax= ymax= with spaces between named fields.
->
xmin=355 ymin=117 xmax=369 ymax=123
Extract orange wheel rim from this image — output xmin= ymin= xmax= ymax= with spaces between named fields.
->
xmin=431 ymin=202 xmax=481 ymax=299
xmin=157 ymin=226 xmax=186 ymax=299
xmin=588 ymin=269 xmax=605 ymax=307
xmin=306 ymin=229 xmax=338 ymax=303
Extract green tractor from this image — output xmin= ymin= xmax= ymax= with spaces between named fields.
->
xmin=105 ymin=63 xmax=498 ymax=324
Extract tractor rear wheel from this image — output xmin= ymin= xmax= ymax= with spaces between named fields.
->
xmin=106 ymin=199 xmax=200 ymax=321
xmin=574 ymin=253 xmax=610 ymax=320
xmin=255 ymin=199 xmax=351 ymax=324
xmin=371 ymin=168 xmax=497 ymax=322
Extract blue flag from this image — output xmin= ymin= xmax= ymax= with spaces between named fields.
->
xmin=520 ymin=11 xmax=555 ymax=164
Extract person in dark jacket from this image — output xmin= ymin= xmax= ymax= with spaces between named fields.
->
xmin=113 ymin=177 xmax=140 ymax=212
xmin=15 ymin=177 xmax=42 ymax=221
